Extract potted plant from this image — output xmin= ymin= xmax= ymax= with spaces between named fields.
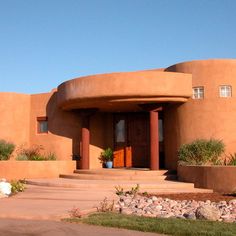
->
xmin=99 ymin=148 xmax=114 ymax=168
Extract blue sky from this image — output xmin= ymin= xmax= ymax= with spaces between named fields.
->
xmin=0 ymin=0 xmax=236 ymax=93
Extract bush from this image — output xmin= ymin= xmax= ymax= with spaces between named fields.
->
xmin=99 ymin=148 xmax=114 ymax=163
xmin=10 ymin=180 xmax=25 ymax=194
xmin=228 ymin=153 xmax=236 ymax=166
xmin=178 ymin=139 xmax=225 ymax=165
xmin=0 ymin=140 xmax=15 ymax=160
xmin=16 ymin=144 xmax=56 ymax=161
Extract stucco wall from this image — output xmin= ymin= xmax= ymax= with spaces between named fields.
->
xmin=29 ymin=91 xmax=80 ymax=161
xmin=164 ymin=59 xmax=236 ymax=170
xmin=178 ymin=165 xmax=236 ymax=192
xmin=0 ymin=161 xmax=76 ymax=180
xmin=0 ymin=93 xmax=30 ymax=155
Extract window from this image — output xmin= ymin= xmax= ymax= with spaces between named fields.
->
xmin=219 ymin=85 xmax=232 ymax=97
xmin=115 ymin=119 xmax=125 ymax=142
xmin=192 ymin=87 xmax=204 ymax=99
xmin=37 ymin=117 xmax=48 ymax=134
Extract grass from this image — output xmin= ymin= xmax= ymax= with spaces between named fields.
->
xmin=65 ymin=212 xmax=236 ymax=236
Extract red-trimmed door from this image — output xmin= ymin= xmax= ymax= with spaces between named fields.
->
xmin=113 ymin=113 xmax=150 ymax=168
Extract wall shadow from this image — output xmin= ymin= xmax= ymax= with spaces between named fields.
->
xmin=46 ymin=92 xmax=112 ymax=168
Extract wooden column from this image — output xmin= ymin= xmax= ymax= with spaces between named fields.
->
xmin=150 ymin=110 xmax=159 ymax=170
xmin=79 ymin=109 xmax=98 ymax=170
xmin=81 ymin=115 xmax=90 ymax=169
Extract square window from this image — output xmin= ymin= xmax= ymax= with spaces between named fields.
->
xmin=219 ymin=85 xmax=232 ymax=97
xmin=192 ymin=87 xmax=204 ymax=99
xmin=37 ymin=117 xmax=48 ymax=134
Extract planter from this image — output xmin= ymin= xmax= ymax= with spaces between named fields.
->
xmin=0 ymin=161 xmax=76 ymax=180
xmin=178 ymin=165 xmax=236 ymax=192
xmin=105 ymin=161 xmax=113 ymax=168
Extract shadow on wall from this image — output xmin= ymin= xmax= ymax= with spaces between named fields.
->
xmin=46 ymin=92 xmax=112 ymax=168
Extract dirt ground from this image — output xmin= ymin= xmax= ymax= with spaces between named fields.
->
xmin=148 ymin=192 xmax=236 ymax=202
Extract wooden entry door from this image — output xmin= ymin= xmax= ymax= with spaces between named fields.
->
xmin=113 ymin=113 xmax=150 ymax=168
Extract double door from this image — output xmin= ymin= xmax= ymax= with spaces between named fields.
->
xmin=113 ymin=113 xmax=150 ymax=168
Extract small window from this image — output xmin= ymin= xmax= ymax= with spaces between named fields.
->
xmin=192 ymin=87 xmax=204 ymax=99
xmin=37 ymin=117 xmax=48 ymax=134
xmin=219 ymin=85 xmax=232 ymax=97
xmin=115 ymin=119 xmax=125 ymax=143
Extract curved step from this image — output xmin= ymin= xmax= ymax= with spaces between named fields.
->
xmin=73 ymin=169 xmax=173 ymax=176
xmin=60 ymin=173 xmax=177 ymax=181
xmin=25 ymin=178 xmax=213 ymax=194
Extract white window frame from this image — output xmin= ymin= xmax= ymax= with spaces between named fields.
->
xmin=192 ymin=87 xmax=204 ymax=99
xmin=219 ymin=85 xmax=232 ymax=98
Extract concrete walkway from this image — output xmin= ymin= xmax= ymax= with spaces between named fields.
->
xmin=0 ymin=184 xmax=116 ymax=220
xmin=0 ymin=177 xmax=212 ymax=220
xmin=0 ymin=219 xmax=164 ymax=236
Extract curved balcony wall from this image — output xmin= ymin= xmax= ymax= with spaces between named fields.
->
xmin=57 ymin=70 xmax=192 ymax=111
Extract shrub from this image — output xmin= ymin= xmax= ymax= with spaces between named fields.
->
xmin=10 ymin=180 xmax=25 ymax=194
xmin=178 ymin=139 xmax=225 ymax=165
xmin=99 ymin=147 xmax=114 ymax=163
xmin=0 ymin=140 xmax=15 ymax=160
xmin=16 ymin=144 xmax=56 ymax=161
xmin=228 ymin=153 xmax=236 ymax=166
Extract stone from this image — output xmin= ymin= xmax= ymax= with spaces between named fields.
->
xmin=196 ymin=205 xmax=221 ymax=221
xmin=229 ymin=199 xmax=236 ymax=205
xmin=0 ymin=180 xmax=11 ymax=196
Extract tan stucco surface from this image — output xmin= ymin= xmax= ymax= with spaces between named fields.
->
xmin=0 ymin=92 xmax=30 ymax=148
xmin=0 ymin=161 xmax=76 ymax=180
xmin=164 ymin=59 xmax=236 ymax=169
xmin=57 ymin=70 xmax=192 ymax=111
xmin=1 ymin=59 xmax=236 ymax=173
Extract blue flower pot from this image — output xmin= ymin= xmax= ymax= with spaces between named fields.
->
xmin=106 ymin=161 xmax=113 ymax=168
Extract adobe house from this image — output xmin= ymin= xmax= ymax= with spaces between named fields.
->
xmin=1 ymin=59 xmax=236 ymax=171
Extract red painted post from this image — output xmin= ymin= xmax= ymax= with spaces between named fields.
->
xmin=150 ymin=111 xmax=159 ymax=170
xmin=81 ymin=116 xmax=90 ymax=169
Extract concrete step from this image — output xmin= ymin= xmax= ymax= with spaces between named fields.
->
xmin=73 ymin=169 xmax=174 ymax=176
xmin=25 ymin=178 xmax=213 ymax=194
xmin=60 ymin=173 xmax=177 ymax=181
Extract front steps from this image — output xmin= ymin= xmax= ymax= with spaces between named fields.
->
xmin=50 ymin=168 xmax=213 ymax=194
xmin=60 ymin=169 xmax=177 ymax=181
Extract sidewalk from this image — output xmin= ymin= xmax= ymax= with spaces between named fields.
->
xmin=0 ymin=219 xmax=164 ymax=236
xmin=0 ymin=184 xmax=117 ymax=220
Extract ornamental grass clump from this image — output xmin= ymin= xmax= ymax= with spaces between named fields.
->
xmin=178 ymin=139 xmax=225 ymax=165
xmin=0 ymin=140 xmax=15 ymax=160
xmin=16 ymin=144 xmax=56 ymax=161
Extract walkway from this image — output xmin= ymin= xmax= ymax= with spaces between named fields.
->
xmin=0 ymin=219 xmax=164 ymax=236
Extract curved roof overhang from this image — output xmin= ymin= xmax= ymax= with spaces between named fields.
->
xmin=57 ymin=70 xmax=192 ymax=112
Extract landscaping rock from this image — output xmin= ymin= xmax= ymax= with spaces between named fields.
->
xmin=0 ymin=179 xmax=11 ymax=197
xmin=116 ymin=194 xmax=236 ymax=222
xmin=195 ymin=205 xmax=221 ymax=221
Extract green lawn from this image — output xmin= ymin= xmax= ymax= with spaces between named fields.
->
xmin=65 ymin=212 xmax=236 ymax=236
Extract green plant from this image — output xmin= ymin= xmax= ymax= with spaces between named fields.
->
xmin=45 ymin=152 xmax=57 ymax=160
xmin=115 ymin=184 xmax=140 ymax=196
xmin=10 ymin=180 xmax=25 ymax=194
xmin=0 ymin=140 xmax=15 ymax=160
xmin=227 ymin=153 xmax=236 ymax=166
xmin=178 ymin=139 xmax=225 ymax=165
xmin=16 ymin=144 xmax=56 ymax=161
xmin=127 ymin=184 xmax=140 ymax=196
xmin=99 ymin=148 xmax=114 ymax=163
xmin=115 ymin=185 xmax=124 ymax=196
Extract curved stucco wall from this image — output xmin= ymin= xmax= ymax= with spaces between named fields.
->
xmin=57 ymin=70 xmax=192 ymax=111
xmin=164 ymin=59 xmax=236 ymax=170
